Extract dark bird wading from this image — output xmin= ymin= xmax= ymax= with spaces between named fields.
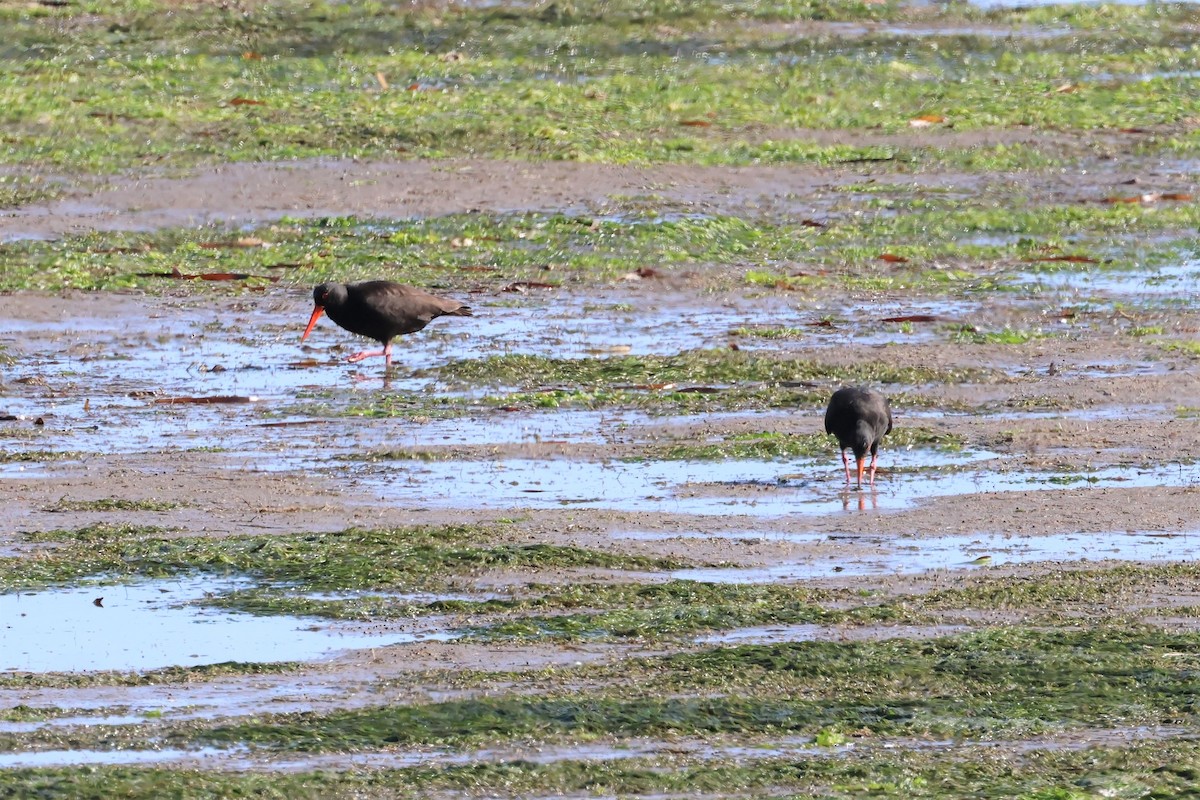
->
xmin=824 ymin=386 xmax=892 ymax=489
xmin=301 ymin=281 xmax=473 ymax=369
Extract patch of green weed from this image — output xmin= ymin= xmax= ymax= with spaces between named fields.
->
xmin=3 ymin=740 xmax=1200 ymax=799
xmin=1160 ymin=340 xmax=1200 ymax=357
xmin=0 ymin=661 xmax=297 ymax=690
xmin=641 ymin=427 xmax=962 ymax=461
xmin=430 ymin=351 xmax=992 ymax=389
xmin=193 ymin=627 xmax=1200 ymax=751
xmin=42 ymin=498 xmax=183 ymax=513
xmin=950 ymin=326 xmax=1053 ymax=345
xmin=0 ymin=526 xmax=685 ymax=593
xmin=22 ymin=523 xmax=172 ymax=543
xmin=729 ymin=326 xmax=807 ymax=339
xmin=0 ymin=450 xmax=86 ymax=463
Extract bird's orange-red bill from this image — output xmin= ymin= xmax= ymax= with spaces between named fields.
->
xmin=302 ymin=306 xmax=324 ymax=341
xmin=856 ymin=458 xmax=866 ymax=486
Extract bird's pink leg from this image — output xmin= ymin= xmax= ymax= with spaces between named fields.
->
xmin=347 ymin=349 xmax=387 ymax=363
xmin=383 ymin=342 xmax=393 ymax=369
xmin=841 ymin=449 xmax=851 ymax=484
xmin=868 ymin=452 xmax=879 ymax=486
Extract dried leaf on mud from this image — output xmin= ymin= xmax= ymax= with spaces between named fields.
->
xmin=624 ymin=267 xmax=663 ymax=280
xmin=197 ymin=237 xmax=268 ymax=249
xmin=198 ymin=272 xmax=280 ymax=282
xmin=153 ymin=395 xmax=261 ymax=405
xmin=1103 ymin=192 xmax=1193 ymax=204
xmin=880 ymin=314 xmax=940 ymax=323
xmin=90 ymin=245 xmax=153 ymax=254
xmin=614 ymin=383 xmax=677 ymax=391
xmin=134 ymin=266 xmax=279 ymax=282
xmin=1023 ymin=255 xmax=1098 ymax=264
xmin=878 ymin=253 xmax=909 ymax=263
xmin=908 ymin=114 xmax=947 ymax=127
xmin=502 ymin=281 xmax=559 ymax=292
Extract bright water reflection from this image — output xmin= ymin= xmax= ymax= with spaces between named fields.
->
xmin=0 ymin=577 xmax=455 ymax=672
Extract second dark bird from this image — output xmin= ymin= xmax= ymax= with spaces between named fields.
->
xmin=301 ymin=280 xmax=473 ymax=369
xmin=824 ymin=386 xmax=892 ymax=489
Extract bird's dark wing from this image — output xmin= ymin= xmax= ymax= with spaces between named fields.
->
xmin=825 ymin=388 xmax=854 ymax=436
xmin=361 ymin=282 xmax=467 ymax=323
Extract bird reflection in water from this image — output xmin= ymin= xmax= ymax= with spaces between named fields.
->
xmin=841 ymin=488 xmax=879 ymax=512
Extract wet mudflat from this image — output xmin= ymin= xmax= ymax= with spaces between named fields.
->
xmin=4 ymin=247 xmax=1200 ymax=785
xmin=3 ymin=0 xmax=1200 ymax=796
